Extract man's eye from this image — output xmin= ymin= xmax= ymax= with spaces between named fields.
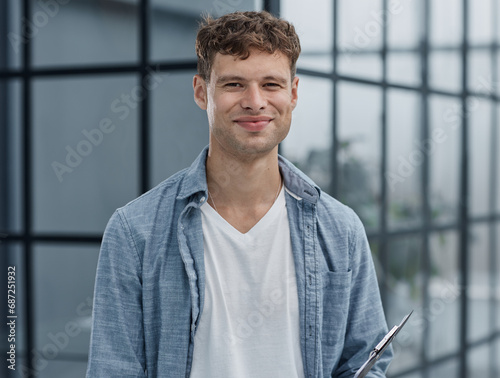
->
xmin=265 ymin=83 xmax=280 ymax=87
xmin=226 ymin=83 xmax=241 ymax=87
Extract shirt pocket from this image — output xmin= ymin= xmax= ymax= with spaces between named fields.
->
xmin=320 ymin=270 xmax=352 ymax=347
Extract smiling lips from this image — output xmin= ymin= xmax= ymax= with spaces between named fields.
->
xmin=234 ymin=116 xmax=273 ymax=132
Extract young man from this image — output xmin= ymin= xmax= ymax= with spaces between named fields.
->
xmin=87 ymin=11 xmax=392 ymax=378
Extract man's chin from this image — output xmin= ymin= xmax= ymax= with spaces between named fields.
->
xmin=210 ymin=128 xmax=288 ymax=160
xmin=234 ymin=140 xmax=282 ymax=159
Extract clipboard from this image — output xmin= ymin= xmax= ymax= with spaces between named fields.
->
xmin=353 ymin=311 xmax=413 ymax=378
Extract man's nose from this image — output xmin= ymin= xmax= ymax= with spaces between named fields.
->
xmin=241 ymin=85 xmax=267 ymax=110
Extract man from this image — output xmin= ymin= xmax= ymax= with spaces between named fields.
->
xmin=86 ymin=11 xmax=392 ymax=378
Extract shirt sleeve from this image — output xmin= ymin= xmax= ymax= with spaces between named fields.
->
xmin=86 ymin=210 xmax=147 ymax=377
xmin=333 ymin=213 xmax=393 ymax=377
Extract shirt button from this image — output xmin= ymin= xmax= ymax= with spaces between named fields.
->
xmin=200 ymin=196 xmax=206 ymax=203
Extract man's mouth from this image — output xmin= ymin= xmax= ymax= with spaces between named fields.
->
xmin=234 ymin=116 xmax=273 ymax=132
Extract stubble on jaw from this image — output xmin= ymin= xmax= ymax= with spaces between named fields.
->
xmin=209 ymin=119 xmax=288 ymax=162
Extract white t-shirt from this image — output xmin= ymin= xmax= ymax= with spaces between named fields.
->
xmin=189 ymin=186 xmax=305 ymax=378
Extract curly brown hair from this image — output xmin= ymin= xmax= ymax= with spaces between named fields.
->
xmin=195 ymin=11 xmax=301 ymax=81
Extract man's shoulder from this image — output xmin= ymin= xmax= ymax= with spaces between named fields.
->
xmin=316 ymin=190 xmax=363 ymax=231
xmin=279 ymin=154 xmax=360 ymax=230
xmin=117 ymin=168 xmax=189 ymax=219
xmin=117 ymin=147 xmax=208 ymax=219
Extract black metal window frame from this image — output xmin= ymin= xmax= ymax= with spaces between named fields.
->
xmin=0 ymin=0 xmax=499 ymax=377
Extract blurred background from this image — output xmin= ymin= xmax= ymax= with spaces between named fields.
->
xmin=0 ymin=0 xmax=498 ymax=377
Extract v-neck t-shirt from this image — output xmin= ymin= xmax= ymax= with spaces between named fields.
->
xmin=189 ymin=186 xmax=305 ymax=378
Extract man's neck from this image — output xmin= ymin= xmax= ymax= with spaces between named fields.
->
xmin=205 ymin=144 xmax=282 ymax=233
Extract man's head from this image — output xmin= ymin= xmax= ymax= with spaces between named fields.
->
xmin=193 ymin=11 xmax=301 ymax=159
xmin=195 ymin=11 xmax=301 ymax=82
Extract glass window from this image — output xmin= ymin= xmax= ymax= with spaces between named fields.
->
xmin=4 ymin=0 xmax=22 ymax=69
xmin=283 ymin=0 xmax=332 ymax=53
xmin=469 ymin=99 xmax=492 ymax=217
xmin=468 ymin=51 xmax=492 ymax=94
xmin=282 ymin=0 xmax=333 ymax=73
xmin=468 ymin=0 xmax=494 ymax=45
xmin=337 ymin=54 xmax=383 ymax=82
xmin=297 ymin=55 xmax=333 ymax=73
xmin=430 ymin=0 xmax=462 ymax=47
xmin=387 ymin=53 xmax=420 ymax=87
xmin=468 ymin=224 xmax=490 ymax=342
xmin=150 ymin=3 xmax=199 ymax=62
xmin=498 ymin=222 xmax=500 ymax=332
xmin=395 ymin=374 xmax=422 ymax=378
xmin=387 ymin=0 xmax=421 ymax=49
xmin=497 ymin=52 xmax=500 ymax=92
xmin=32 ymin=75 xmax=140 ymax=233
xmin=497 ymin=104 xmax=500 ymax=214
xmin=0 ymin=80 xmax=22 ymax=233
xmin=467 ymin=344 xmax=491 ymax=377
xmin=337 ymin=82 xmax=381 ymax=230
xmin=368 ymin=241 xmax=382 ymax=283
xmin=150 ymin=72 xmax=209 ymax=187
xmin=338 ymin=0 xmax=383 ymax=52
xmin=384 ymin=235 xmax=424 ymax=375
xmin=429 ymin=52 xmax=462 ymax=93
xmin=496 ymin=339 xmax=500 ymax=374
xmin=37 ymin=361 xmax=88 ymax=378
xmin=428 ymin=231 xmax=460 ymax=358
xmin=32 ymin=0 xmax=139 ymax=67
xmin=150 ymin=0 xmax=255 ymax=62
xmin=33 ymin=245 xmax=98 ymax=357
xmin=497 ymin=3 xmax=500 ymax=41
xmin=429 ymin=95 xmax=461 ymax=225
xmin=281 ymin=76 xmax=333 ymax=192
xmin=428 ymin=359 xmax=460 ymax=378
xmin=387 ymin=89 xmax=422 ymax=230
xmin=337 ymin=0 xmax=382 ymax=81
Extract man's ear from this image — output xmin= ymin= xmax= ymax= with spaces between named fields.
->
xmin=193 ymin=74 xmax=208 ymax=110
xmin=291 ymin=76 xmax=299 ymax=110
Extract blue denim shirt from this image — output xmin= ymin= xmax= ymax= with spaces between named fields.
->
xmin=86 ymin=147 xmax=392 ymax=377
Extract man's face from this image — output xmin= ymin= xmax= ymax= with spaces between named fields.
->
xmin=193 ymin=48 xmax=299 ymax=159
